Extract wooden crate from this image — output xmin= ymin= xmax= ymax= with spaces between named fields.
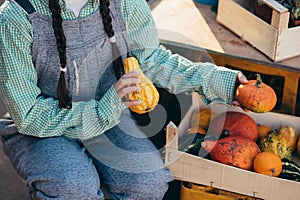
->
xmin=216 ymin=0 xmax=300 ymax=62
xmin=180 ymin=182 xmax=261 ymax=200
xmin=165 ymin=93 xmax=300 ymax=200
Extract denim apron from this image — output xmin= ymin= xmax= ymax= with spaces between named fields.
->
xmin=0 ymin=0 xmax=173 ymax=199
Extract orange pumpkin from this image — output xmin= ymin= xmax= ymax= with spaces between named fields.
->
xmin=208 ymin=111 xmax=258 ymax=141
xmin=236 ymin=74 xmax=277 ymax=113
xmin=257 ymin=124 xmax=272 ymax=139
xmin=124 ymin=57 xmax=159 ymax=114
xmin=201 ymin=136 xmax=261 ymax=170
xmin=253 ymin=152 xmax=282 ymax=177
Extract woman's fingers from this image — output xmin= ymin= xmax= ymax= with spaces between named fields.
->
xmin=114 ymin=71 xmax=140 ymax=91
xmin=114 ymin=71 xmax=142 ymax=106
xmin=123 ymin=100 xmax=142 ymax=107
xmin=237 ymin=72 xmax=248 ymax=84
xmin=232 ymin=100 xmax=249 ymax=112
xmin=117 ymin=86 xmax=141 ymax=99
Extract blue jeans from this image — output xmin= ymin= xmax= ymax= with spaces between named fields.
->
xmin=1 ymin=112 xmax=173 ymax=200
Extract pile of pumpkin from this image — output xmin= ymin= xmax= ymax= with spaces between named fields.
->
xmin=185 ymin=74 xmax=300 ymax=182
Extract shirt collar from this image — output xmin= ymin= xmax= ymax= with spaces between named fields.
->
xmin=59 ymin=0 xmax=98 ymax=11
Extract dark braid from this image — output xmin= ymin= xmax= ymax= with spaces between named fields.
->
xmin=47 ymin=0 xmax=123 ymax=109
xmin=99 ymin=0 xmax=124 ymax=80
xmin=100 ymin=0 xmax=114 ymax=37
xmin=49 ymin=0 xmax=72 ymax=109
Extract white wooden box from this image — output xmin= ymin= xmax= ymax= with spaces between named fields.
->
xmin=216 ymin=0 xmax=300 ymax=62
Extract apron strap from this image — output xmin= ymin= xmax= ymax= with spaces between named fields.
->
xmin=13 ymin=0 xmax=36 ymax=15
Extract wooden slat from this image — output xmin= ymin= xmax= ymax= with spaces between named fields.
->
xmin=166 ymin=147 xmax=300 ymax=200
xmin=271 ymin=9 xmax=289 ymax=30
xmin=166 ymin=121 xmax=178 ymax=149
xmin=261 ymin=0 xmax=288 ymax=13
xmin=277 ymin=27 xmax=300 ymax=61
xmin=181 ymin=182 xmax=261 ymax=200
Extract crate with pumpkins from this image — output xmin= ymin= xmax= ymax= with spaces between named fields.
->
xmin=165 ymin=74 xmax=300 ymax=200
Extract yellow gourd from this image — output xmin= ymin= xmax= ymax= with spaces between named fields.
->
xmin=278 ymin=125 xmax=299 ymax=152
xmin=124 ymin=57 xmax=159 ymax=114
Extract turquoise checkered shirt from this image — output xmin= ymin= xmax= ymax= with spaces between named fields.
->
xmin=0 ymin=0 xmax=239 ymax=139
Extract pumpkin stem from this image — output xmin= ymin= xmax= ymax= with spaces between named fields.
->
xmin=221 ymin=130 xmax=230 ymax=138
xmin=184 ymin=134 xmax=216 ymax=156
xmin=255 ymin=74 xmax=263 ymax=88
xmin=270 ymin=168 xmax=277 ymax=177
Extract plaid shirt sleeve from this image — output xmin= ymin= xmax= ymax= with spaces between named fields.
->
xmin=122 ymin=0 xmax=240 ymax=105
xmin=0 ymin=1 xmax=126 ymax=139
xmin=0 ymin=0 xmax=240 ymax=139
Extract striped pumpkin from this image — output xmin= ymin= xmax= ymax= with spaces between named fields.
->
xmin=124 ymin=56 xmax=159 ymax=114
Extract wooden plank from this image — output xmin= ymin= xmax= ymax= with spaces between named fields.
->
xmin=281 ymin=76 xmax=299 ymax=114
xmin=180 ymin=182 xmax=247 ymax=200
xmin=261 ymin=0 xmax=288 ymax=13
xmin=217 ymin=0 xmax=278 ymax=60
xmin=151 ymin=0 xmax=224 ymax=52
xmin=276 ymin=27 xmax=300 ymax=61
xmin=271 ymin=10 xmax=289 ymax=30
xmin=167 ymin=146 xmax=300 ymax=200
xmin=166 ymin=121 xmax=178 ymax=149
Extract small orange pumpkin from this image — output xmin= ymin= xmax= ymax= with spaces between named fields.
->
xmin=124 ymin=57 xmax=159 ymax=114
xmin=257 ymin=124 xmax=272 ymax=139
xmin=253 ymin=152 xmax=282 ymax=177
xmin=236 ymin=74 xmax=277 ymax=113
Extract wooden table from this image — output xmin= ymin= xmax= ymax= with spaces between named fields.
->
xmin=149 ymin=0 xmax=300 ymax=68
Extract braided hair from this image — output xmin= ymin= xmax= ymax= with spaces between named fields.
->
xmin=100 ymin=0 xmax=124 ymax=80
xmin=48 ymin=0 xmax=124 ymax=109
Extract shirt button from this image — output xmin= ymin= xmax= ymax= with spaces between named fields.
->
xmin=112 ymin=105 xmax=116 ymax=109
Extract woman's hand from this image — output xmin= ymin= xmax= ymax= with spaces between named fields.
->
xmin=237 ymin=72 xmax=248 ymax=84
xmin=114 ymin=71 xmax=142 ymax=107
xmin=232 ymin=72 xmax=249 ymax=110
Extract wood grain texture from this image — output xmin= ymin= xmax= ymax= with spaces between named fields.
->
xmin=151 ymin=0 xmax=224 ymax=53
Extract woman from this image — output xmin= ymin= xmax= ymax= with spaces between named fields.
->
xmin=0 ymin=0 xmax=247 ymax=199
